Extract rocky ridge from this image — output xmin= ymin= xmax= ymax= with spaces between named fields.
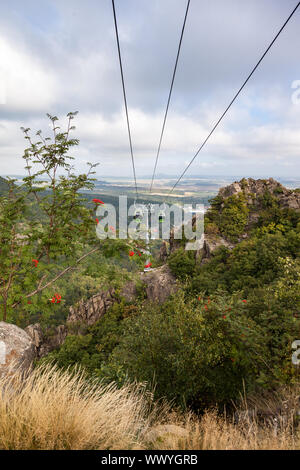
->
xmin=219 ymin=177 xmax=300 ymax=211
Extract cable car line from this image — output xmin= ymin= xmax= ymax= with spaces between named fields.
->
xmin=167 ymin=1 xmax=300 ymax=196
xmin=112 ymin=0 xmax=139 ymax=200
xmin=149 ymin=0 xmax=191 ymax=193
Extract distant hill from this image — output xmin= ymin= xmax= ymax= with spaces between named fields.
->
xmin=0 ymin=176 xmax=10 ymax=195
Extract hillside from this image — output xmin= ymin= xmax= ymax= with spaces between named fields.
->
xmin=16 ymin=177 xmax=295 ymax=415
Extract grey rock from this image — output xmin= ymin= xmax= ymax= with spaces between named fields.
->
xmin=120 ymin=282 xmax=137 ymax=303
xmin=140 ymin=265 xmax=177 ymax=304
xmin=68 ymin=288 xmax=116 ymax=326
xmin=0 ymin=322 xmax=36 ymax=380
xmin=67 ymin=266 xmax=178 ymax=328
xmin=159 ymin=241 xmax=169 ymax=262
xmin=25 ymin=323 xmax=43 ymax=349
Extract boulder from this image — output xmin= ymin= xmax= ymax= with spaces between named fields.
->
xmin=0 ymin=322 xmax=36 ymax=380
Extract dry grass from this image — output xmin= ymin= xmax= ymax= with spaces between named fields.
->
xmin=0 ymin=364 xmax=162 ymax=450
xmin=145 ymin=409 xmax=299 ymax=450
xmin=0 ymin=364 xmax=299 ymax=450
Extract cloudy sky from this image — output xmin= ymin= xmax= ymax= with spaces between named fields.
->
xmin=0 ymin=0 xmax=300 ymax=183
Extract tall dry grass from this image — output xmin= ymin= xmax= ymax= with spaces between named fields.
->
xmin=145 ymin=408 xmax=299 ymax=450
xmin=0 ymin=364 xmax=299 ymax=450
xmin=0 ymin=364 xmax=162 ymax=450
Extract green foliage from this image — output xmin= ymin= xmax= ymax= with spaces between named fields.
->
xmin=245 ymin=258 xmax=300 ymax=386
xmin=37 ymin=176 xmax=299 ymax=413
xmin=3 ymin=132 xmax=298 ymax=417
xmin=188 ymin=229 xmax=299 ymax=296
xmin=218 ymin=194 xmax=249 ymax=241
xmin=43 ymin=300 xmax=137 ymax=374
xmin=205 ymin=193 xmax=249 ymax=241
xmin=204 ymin=221 xmax=220 ymax=236
xmin=108 ymin=292 xmax=270 ymax=409
xmin=168 ymin=247 xmax=196 ymax=279
xmin=0 ymin=176 xmax=11 ymax=195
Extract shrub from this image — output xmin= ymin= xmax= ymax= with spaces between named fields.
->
xmin=218 ymin=194 xmax=249 ymax=241
xmin=43 ymin=300 xmax=136 ymax=373
xmin=167 ymin=248 xmax=196 ymax=280
xmin=109 ymin=292 xmax=264 ymax=410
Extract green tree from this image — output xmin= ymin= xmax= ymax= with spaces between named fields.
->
xmin=0 ymin=112 xmax=100 ymax=322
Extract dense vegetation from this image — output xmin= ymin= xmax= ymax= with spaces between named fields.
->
xmin=43 ymin=176 xmax=300 ymax=412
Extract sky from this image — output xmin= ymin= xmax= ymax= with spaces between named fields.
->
xmin=0 ymin=0 xmax=300 ymax=184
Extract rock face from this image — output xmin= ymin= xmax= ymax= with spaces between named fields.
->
xmin=67 ymin=283 xmax=137 ymax=327
xmin=140 ymin=265 xmax=177 ymax=304
xmin=25 ymin=323 xmax=67 ymax=358
xmin=161 ymin=178 xmax=300 ymax=263
xmin=0 ymin=322 xmax=36 ymax=380
xmin=68 ymin=288 xmax=116 ymax=326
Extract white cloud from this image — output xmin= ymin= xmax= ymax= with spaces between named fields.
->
xmin=0 ymin=36 xmax=57 ymax=112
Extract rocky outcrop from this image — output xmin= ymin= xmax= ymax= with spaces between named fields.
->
xmin=140 ymin=265 xmax=177 ymax=304
xmin=120 ymin=281 xmax=137 ymax=303
xmin=25 ymin=323 xmax=67 ymax=358
xmin=68 ymin=288 xmax=116 ymax=326
xmin=67 ymin=266 xmax=177 ymax=327
xmin=219 ymin=178 xmax=300 ymax=211
xmin=162 ymin=178 xmax=300 ymax=263
xmin=0 ymin=322 xmax=36 ymax=380
xmin=25 ymin=323 xmax=43 ymax=349
xmin=279 ymin=191 xmax=300 ymax=211
xmin=202 ymin=235 xmax=235 ymax=259
xmin=67 ymin=281 xmax=140 ymax=327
